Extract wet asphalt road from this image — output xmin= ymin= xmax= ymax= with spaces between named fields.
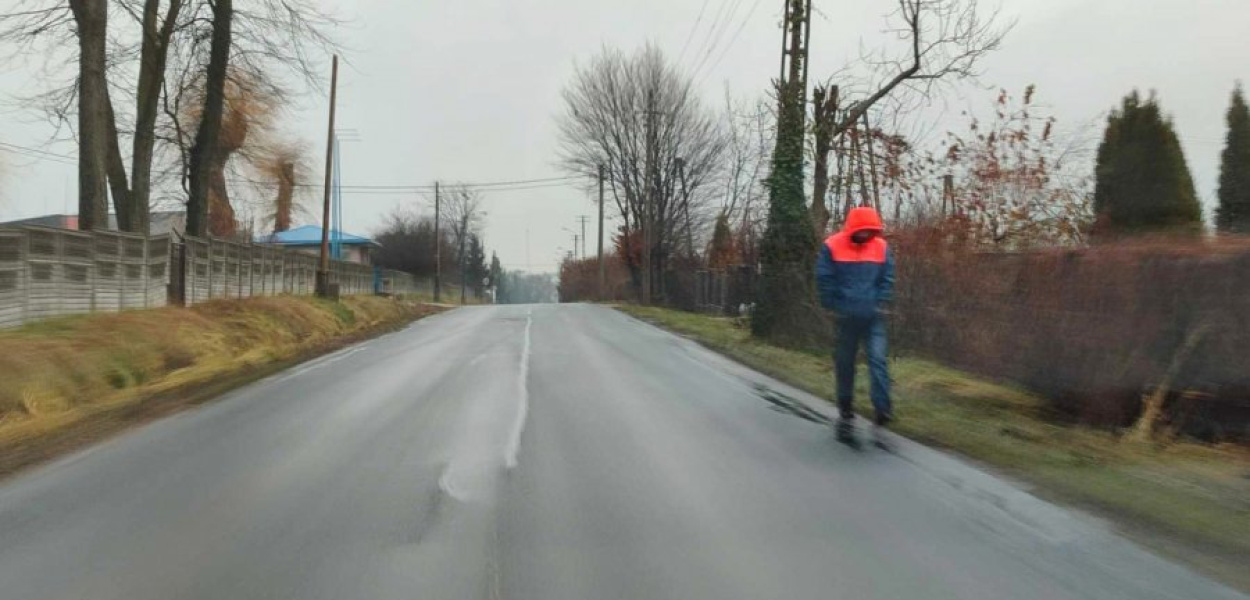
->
xmin=0 ymin=304 xmax=1244 ymax=600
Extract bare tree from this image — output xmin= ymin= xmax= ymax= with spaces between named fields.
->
xmin=1 ymin=0 xmax=338 ymax=235
xmin=3 ymin=0 xmax=187 ymax=232
xmin=250 ymin=140 xmax=311 ymax=234
xmin=558 ymin=44 xmax=726 ymax=297
xmin=184 ymin=0 xmax=232 ymax=237
xmin=718 ymin=93 xmax=773 ymax=260
xmin=68 ymin=0 xmax=111 ymax=230
xmin=808 ymin=0 xmax=1011 ymax=232
xmin=110 ymin=0 xmax=186 ymax=233
xmin=179 ymin=0 xmax=337 ymax=236
xmin=0 ymin=1 xmax=114 ymax=228
xmin=809 ymin=84 xmax=839 ymax=235
xmin=440 ymin=184 xmax=485 ymax=303
xmin=172 ymin=69 xmax=287 ymax=237
xmin=938 ymin=86 xmax=1094 ymax=248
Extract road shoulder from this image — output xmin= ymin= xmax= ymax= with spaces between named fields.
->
xmin=613 ymin=304 xmax=1250 ymax=593
xmin=0 ymin=297 xmax=448 ymax=481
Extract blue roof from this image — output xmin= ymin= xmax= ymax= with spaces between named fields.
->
xmin=258 ymin=225 xmax=377 ymax=247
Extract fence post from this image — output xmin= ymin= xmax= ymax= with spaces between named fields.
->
xmin=170 ymin=239 xmax=183 ymax=306
xmin=21 ymin=231 xmax=29 ymax=326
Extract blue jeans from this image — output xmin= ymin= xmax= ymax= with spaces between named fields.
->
xmin=834 ymin=316 xmax=892 ymax=421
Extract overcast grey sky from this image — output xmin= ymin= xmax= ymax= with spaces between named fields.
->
xmin=1 ymin=0 xmax=1247 ymax=272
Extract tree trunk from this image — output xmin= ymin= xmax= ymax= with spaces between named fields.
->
xmin=852 ymin=128 xmax=870 ymax=208
xmin=1129 ymin=323 xmax=1210 ymax=444
xmin=208 ymin=154 xmax=235 ymax=237
xmin=104 ymin=92 xmax=132 ymax=229
xmin=862 ymin=112 xmax=882 ymax=213
xmin=127 ymin=0 xmax=183 ymax=235
xmin=275 ymin=162 xmax=295 ymax=233
xmin=832 ymin=135 xmax=848 ymax=228
xmin=69 ymin=0 xmax=110 ymax=231
xmin=186 ymin=0 xmax=233 ymax=237
xmin=810 ymin=85 xmax=838 ymax=236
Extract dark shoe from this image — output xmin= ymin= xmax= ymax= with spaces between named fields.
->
xmin=872 ymin=418 xmax=894 ymax=452
xmin=836 ymin=418 xmax=861 ymax=449
xmin=874 ymin=412 xmax=893 ymax=427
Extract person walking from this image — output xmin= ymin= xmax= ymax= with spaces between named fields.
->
xmin=815 ymin=206 xmax=895 ymax=448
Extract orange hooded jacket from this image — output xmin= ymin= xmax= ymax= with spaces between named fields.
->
xmin=815 ymin=207 xmax=895 ymax=318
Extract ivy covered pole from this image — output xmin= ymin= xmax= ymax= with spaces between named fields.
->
xmin=752 ymin=0 xmax=817 ymax=341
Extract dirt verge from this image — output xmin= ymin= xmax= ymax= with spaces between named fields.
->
xmin=0 ymin=297 xmax=445 ymax=481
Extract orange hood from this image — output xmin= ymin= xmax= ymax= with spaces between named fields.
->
xmin=841 ymin=207 xmax=884 ymax=235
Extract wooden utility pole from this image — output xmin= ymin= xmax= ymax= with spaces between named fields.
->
xmin=316 ymin=54 xmax=339 ymax=297
xmin=434 ymin=181 xmax=442 ymax=302
xmin=676 ymin=157 xmax=692 ymax=258
xmin=942 ymin=174 xmax=954 ymax=217
xmin=597 ymin=164 xmax=606 ymax=299
xmin=862 ymin=111 xmax=881 ymax=213
xmin=642 ymin=95 xmax=657 ymax=305
xmin=459 ymin=211 xmax=468 ymax=305
xmin=577 ymin=215 xmax=590 ymax=260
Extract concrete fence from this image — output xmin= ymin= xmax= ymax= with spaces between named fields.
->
xmin=0 ymin=226 xmax=428 ymax=329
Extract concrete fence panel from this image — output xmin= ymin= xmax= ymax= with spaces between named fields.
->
xmin=0 ymin=231 xmax=24 ymax=329
xmin=0 ymin=227 xmax=429 ymax=329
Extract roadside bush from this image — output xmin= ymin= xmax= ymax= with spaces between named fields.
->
xmin=893 ymin=230 xmax=1250 ymax=441
xmin=558 ymin=256 xmax=634 ymax=303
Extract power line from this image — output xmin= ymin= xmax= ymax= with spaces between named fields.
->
xmin=0 ymin=141 xmax=77 ymax=166
xmin=297 ymin=175 xmax=583 ymax=192
xmin=0 ymin=141 xmax=584 ymax=192
xmin=686 ymin=0 xmax=735 ymax=76
xmin=690 ymin=0 xmax=748 ymax=83
xmin=695 ymin=0 xmax=766 ymax=88
xmin=676 ymin=0 xmax=715 ymax=67
xmin=338 ymin=181 xmax=581 ymax=196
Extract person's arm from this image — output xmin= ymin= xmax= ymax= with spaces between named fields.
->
xmin=815 ymin=244 xmax=839 ymax=310
xmin=877 ymin=246 xmax=895 ymax=307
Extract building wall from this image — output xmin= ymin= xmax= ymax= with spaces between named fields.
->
xmin=285 ymin=245 xmax=372 ymax=265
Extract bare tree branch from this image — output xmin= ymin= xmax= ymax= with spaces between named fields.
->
xmin=557 ymin=44 xmax=727 ymax=293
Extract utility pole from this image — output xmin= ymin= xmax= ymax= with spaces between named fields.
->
xmin=577 ymin=215 xmax=590 ymax=260
xmin=642 ymin=95 xmax=658 ymax=305
xmin=597 ymin=164 xmax=606 ymax=299
xmin=316 ymin=54 xmax=339 ymax=297
xmin=778 ymin=0 xmax=813 ymax=129
xmin=564 ymin=227 xmax=579 ymax=260
xmin=676 ymin=157 xmax=692 ymax=259
xmin=459 ymin=211 xmax=468 ymax=305
xmin=434 ymin=181 xmax=441 ymax=302
xmin=942 ymin=174 xmax=954 ymax=217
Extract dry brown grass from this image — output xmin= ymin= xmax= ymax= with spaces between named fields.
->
xmin=0 ymin=296 xmax=438 ymax=449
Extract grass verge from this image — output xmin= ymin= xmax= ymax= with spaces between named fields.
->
xmin=617 ymin=304 xmax=1250 ymax=591
xmin=0 ymin=296 xmax=445 ymax=480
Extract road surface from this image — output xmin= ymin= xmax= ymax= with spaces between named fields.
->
xmin=0 ymin=304 xmax=1243 ymax=600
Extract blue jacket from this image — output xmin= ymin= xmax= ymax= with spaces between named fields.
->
xmin=815 ymin=208 xmax=895 ymax=319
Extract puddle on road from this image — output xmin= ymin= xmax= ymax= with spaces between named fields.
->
xmin=752 ymin=383 xmax=832 ymax=426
